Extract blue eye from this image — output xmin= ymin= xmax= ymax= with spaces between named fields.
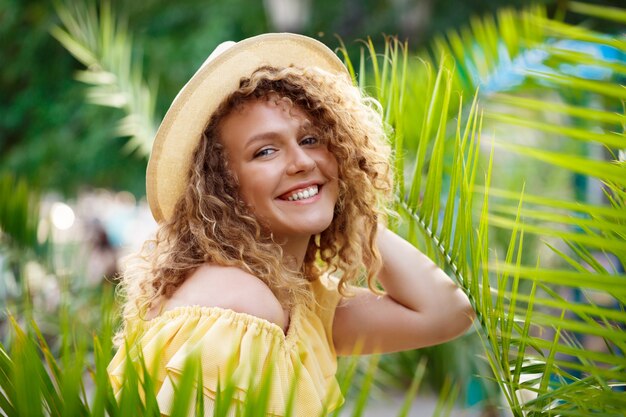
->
xmin=300 ymin=136 xmax=319 ymax=146
xmin=254 ymin=148 xmax=276 ymax=158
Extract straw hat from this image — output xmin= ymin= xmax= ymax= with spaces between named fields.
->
xmin=146 ymin=33 xmax=349 ymax=223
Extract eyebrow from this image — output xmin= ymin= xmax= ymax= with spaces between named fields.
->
xmin=243 ymin=132 xmax=280 ymax=150
xmin=243 ymin=123 xmax=315 ymax=150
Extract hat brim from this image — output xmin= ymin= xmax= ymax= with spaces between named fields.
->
xmin=146 ymin=33 xmax=349 ymax=223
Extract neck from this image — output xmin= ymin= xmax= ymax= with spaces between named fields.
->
xmin=279 ymin=235 xmax=312 ymax=271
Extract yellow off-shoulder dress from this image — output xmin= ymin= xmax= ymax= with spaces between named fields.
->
xmin=107 ymin=276 xmax=344 ymax=416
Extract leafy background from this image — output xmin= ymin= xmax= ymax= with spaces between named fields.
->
xmin=1 ymin=0 xmax=564 ymax=195
xmin=1 ymin=0 xmax=624 ymax=416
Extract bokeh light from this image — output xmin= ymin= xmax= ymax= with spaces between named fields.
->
xmin=50 ymin=202 xmax=75 ymax=230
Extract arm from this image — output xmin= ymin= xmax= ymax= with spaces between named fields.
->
xmin=332 ymin=226 xmax=475 ymax=355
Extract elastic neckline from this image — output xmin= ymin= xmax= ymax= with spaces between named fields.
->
xmin=140 ymin=304 xmax=302 ymax=350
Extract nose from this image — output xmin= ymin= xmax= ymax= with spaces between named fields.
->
xmin=286 ymin=146 xmax=316 ymax=175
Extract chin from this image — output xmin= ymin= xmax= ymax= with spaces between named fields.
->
xmin=307 ymin=215 xmax=335 ymax=234
xmin=280 ymin=217 xmax=335 ymax=240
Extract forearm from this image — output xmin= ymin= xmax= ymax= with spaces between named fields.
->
xmin=375 ymin=226 xmax=475 ymax=330
xmin=331 ymin=225 xmax=475 ymax=354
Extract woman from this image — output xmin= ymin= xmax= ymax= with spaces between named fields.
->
xmin=108 ymin=33 xmax=474 ymax=416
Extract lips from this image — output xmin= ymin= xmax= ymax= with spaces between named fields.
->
xmin=278 ymin=183 xmax=322 ymax=201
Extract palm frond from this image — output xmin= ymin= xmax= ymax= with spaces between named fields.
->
xmin=51 ymin=0 xmax=158 ymax=156
xmin=474 ymin=4 xmax=624 ymax=415
xmin=342 ymin=3 xmax=626 ymax=416
xmin=569 ymin=1 xmax=626 ymax=23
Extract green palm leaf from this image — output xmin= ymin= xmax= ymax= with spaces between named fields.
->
xmin=50 ymin=0 xmax=158 ymax=156
xmin=343 ymin=2 xmax=625 ymax=416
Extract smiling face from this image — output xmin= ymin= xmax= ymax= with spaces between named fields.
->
xmin=219 ymin=96 xmax=339 ymax=246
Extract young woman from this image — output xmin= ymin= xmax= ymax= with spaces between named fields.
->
xmin=108 ymin=33 xmax=474 ymax=416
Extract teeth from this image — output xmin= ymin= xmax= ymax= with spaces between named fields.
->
xmin=287 ymin=185 xmax=318 ymax=201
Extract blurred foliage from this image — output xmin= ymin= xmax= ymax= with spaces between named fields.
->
xmin=0 ymin=174 xmax=40 ymax=251
xmin=0 ymin=0 xmax=590 ymax=198
xmin=0 ymin=1 xmax=145 ymax=196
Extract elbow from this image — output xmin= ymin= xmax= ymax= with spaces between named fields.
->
xmin=458 ymin=298 xmax=476 ymax=334
xmin=440 ymin=290 xmax=476 ymax=342
xmin=456 ymin=291 xmax=476 ymax=333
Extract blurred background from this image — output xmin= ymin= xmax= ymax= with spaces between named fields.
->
xmin=1 ymin=1 xmax=624 ymax=416
xmin=6 ymin=0 xmax=623 ymax=197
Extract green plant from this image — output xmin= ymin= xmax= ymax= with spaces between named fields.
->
xmin=0 ymin=174 xmax=50 ymax=344
xmin=0 ymin=174 xmax=41 ymax=252
xmin=348 ymin=3 xmax=625 ymax=415
xmin=50 ymin=0 xmax=158 ymax=157
xmin=2 ymin=1 xmax=624 ymax=416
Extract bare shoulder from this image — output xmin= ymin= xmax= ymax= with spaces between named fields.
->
xmin=164 ymin=264 xmax=286 ymax=329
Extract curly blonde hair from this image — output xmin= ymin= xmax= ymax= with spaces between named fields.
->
xmin=116 ymin=66 xmax=393 ymax=340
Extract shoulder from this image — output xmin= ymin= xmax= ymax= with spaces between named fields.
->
xmin=164 ymin=264 xmax=286 ymax=329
